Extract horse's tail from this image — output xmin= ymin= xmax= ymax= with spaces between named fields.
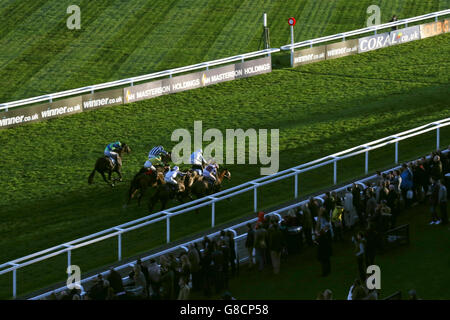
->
xmin=88 ymin=169 xmax=96 ymax=184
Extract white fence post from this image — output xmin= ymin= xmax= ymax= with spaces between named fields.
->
xmin=211 ymin=201 xmax=215 ymax=227
xmin=365 ymin=151 xmax=369 ymax=174
xmin=254 ymin=187 xmax=258 ymax=213
xmin=166 ymin=216 xmax=170 ymax=243
xmin=12 ymin=268 xmax=17 ymax=299
xmin=395 ymin=141 xmax=399 ymax=164
xmin=290 ymin=25 xmax=294 ymax=67
xmin=333 ymin=160 xmax=337 ymax=184
xmin=437 ymin=127 xmax=440 ymax=150
xmin=294 ymin=173 xmax=299 ymax=198
xmin=118 ymin=233 xmax=122 ymax=261
xmin=67 ymin=250 xmax=71 ymax=270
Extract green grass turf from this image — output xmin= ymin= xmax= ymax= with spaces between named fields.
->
xmin=0 ymin=32 xmax=449 ymax=298
xmin=0 ymin=0 xmax=448 ymax=102
xmin=189 ymin=204 xmax=450 ymax=300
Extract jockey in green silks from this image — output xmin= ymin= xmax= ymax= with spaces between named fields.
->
xmin=104 ymin=141 xmax=122 ymax=165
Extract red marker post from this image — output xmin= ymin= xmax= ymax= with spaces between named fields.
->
xmin=288 ymin=17 xmax=296 ymax=67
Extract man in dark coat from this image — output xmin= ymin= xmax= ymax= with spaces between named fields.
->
xmin=107 ymin=268 xmax=124 ymax=294
xmin=268 ymin=222 xmax=284 ymax=274
xmin=316 ymin=226 xmax=332 ymax=277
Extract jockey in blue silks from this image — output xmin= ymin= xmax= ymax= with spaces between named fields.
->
xmin=104 ymin=141 xmax=122 ymax=165
xmin=144 ymin=145 xmax=168 ymax=171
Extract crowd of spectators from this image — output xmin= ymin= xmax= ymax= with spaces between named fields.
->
xmin=47 ymin=149 xmax=449 ymax=300
xmin=56 ymin=230 xmax=239 ymax=300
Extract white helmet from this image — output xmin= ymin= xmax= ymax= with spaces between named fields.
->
xmin=173 ymin=166 xmax=179 ymax=171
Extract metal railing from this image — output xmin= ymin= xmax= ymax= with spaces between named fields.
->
xmin=31 ymin=145 xmax=447 ymax=300
xmin=1 ymin=117 xmax=449 ymax=299
xmin=280 ymin=9 xmax=450 ymax=65
xmin=0 ymin=48 xmax=279 ymax=112
xmin=3 ymin=9 xmax=448 ymax=113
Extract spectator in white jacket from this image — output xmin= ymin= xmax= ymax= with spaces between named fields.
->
xmin=344 ymin=187 xmax=357 ymax=229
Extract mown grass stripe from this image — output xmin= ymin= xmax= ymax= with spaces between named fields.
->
xmin=8 ymin=0 xmax=156 ymax=100
xmin=112 ymin=0 xmax=215 ymax=77
xmin=0 ymin=0 xmax=114 ymax=102
xmin=294 ymin=0 xmax=319 ymax=41
xmin=203 ymin=0 xmax=263 ymax=60
xmin=157 ymin=0 xmax=244 ymax=69
xmin=439 ymin=0 xmax=450 ymax=10
xmin=315 ymin=0 xmax=338 ymax=38
xmin=0 ymin=0 xmax=64 ymax=70
xmin=0 ymin=0 xmax=49 ymax=41
xmin=58 ymin=0 xmax=177 ymax=91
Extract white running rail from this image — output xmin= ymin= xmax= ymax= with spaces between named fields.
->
xmin=0 ymin=48 xmax=279 ymax=111
xmin=29 ymin=142 xmax=449 ymax=300
xmin=1 ymin=118 xmax=449 ymax=298
xmin=280 ymin=9 xmax=450 ymax=51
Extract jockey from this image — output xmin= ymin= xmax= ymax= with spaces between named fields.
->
xmin=148 ymin=145 xmax=168 ymax=159
xmin=144 ymin=145 xmax=168 ymax=172
xmin=164 ymin=166 xmax=186 ymax=192
xmin=144 ymin=156 xmax=163 ymax=172
xmin=190 ymin=149 xmax=207 ymax=175
xmin=104 ymin=141 xmax=122 ymax=165
xmin=203 ymin=163 xmax=218 ymax=185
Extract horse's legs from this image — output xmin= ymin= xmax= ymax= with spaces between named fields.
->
xmin=161 ymin=198 xmax=168 ymax=211
xmin=116 ymin=166 xmax=123 ymax=182
xmin=148 ymin=191 xmax=158 ymax=212
xmin=100 ymin=172 xmax=109 ymax=184
xmin=127 ymin=187 xmax=139 ymax=205
xmin=138 ymin=187 xmax=147 ymax=207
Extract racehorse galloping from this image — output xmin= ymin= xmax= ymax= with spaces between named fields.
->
xmin=148 ymin=171 xmax=193 ymax=212
xmin=126 ymin=170 xmax=162 ymax=207
xmin=125 ymin=152 xmax=173 ymax=207
xmin=88 ymin=144 xmax=131 ymax=187
xmin=191 ymin=168 xmax=231 ymax=199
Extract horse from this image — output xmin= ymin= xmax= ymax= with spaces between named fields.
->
xmin=124 ymin=152 xmax=173 ymax=207
xmin=190 ymin=168 xmax=231 ymax=199
xmin=88 ymin=144 xmax=131 ymax=187
xmin=148 ymin=170 xmax=194 ymax=212
xmin=125 ymin=170 xmax=161 ymax=207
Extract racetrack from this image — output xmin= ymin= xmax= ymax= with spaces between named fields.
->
xmin=0 ymin=1 xmax=449 ymax=298
xmin=0 ymin=0 xmax=447 ymax=103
